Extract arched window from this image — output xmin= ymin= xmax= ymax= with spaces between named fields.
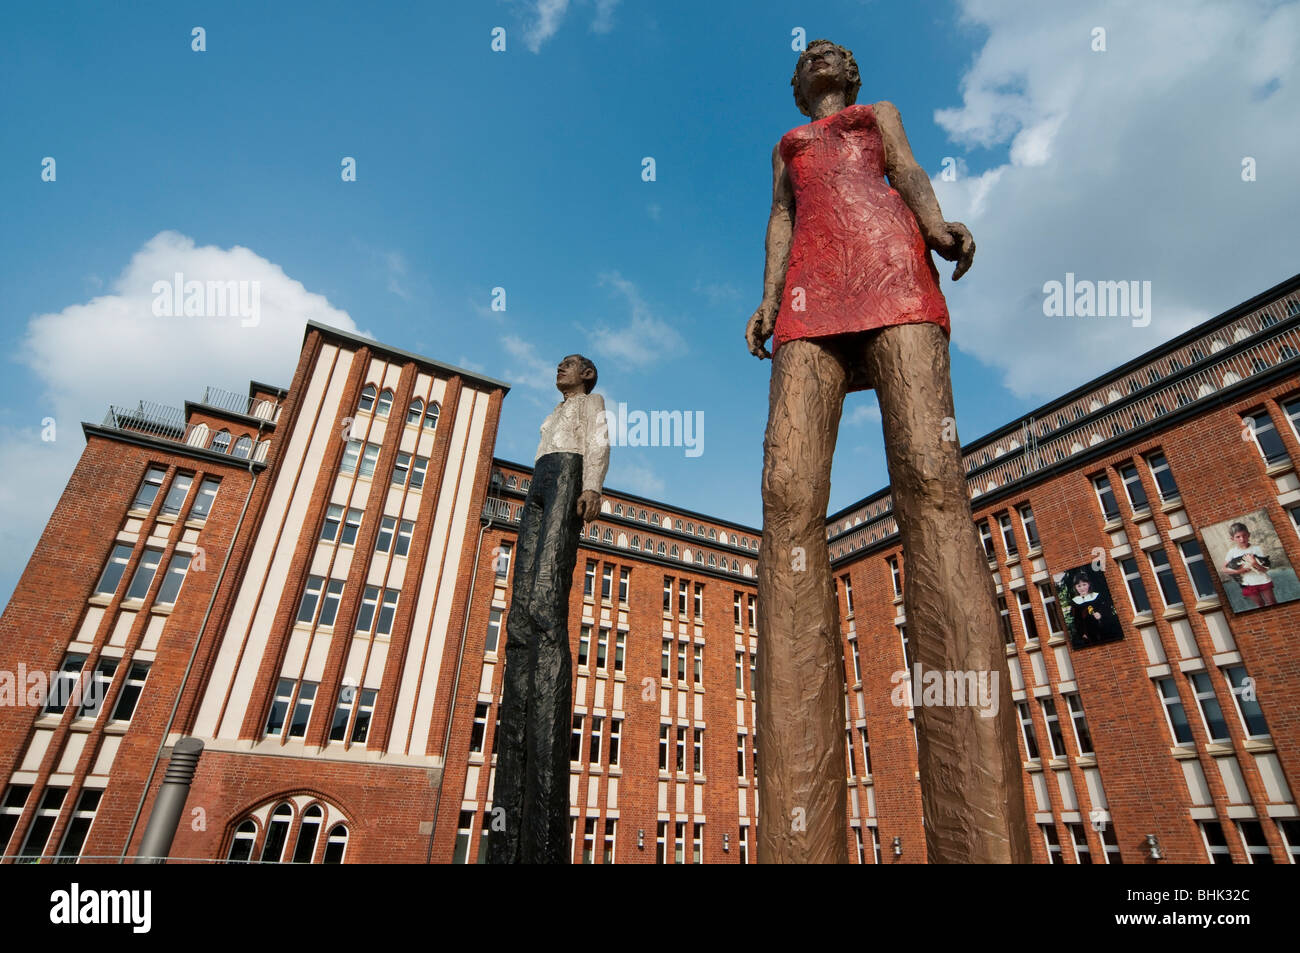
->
xmin=686 ymin=523 xmax=694 ymax=534
xmin=640 ymin=510 xmax=648 ymax=522
xmin=651 ymin=515 xmax=661 ymax=526
xmin=358 ymin=385 xmax=377 ymax=412
xmin=292 ymin=805 xmax=324 ymax=863
xmin=708 ymin=529 xmax=717 ymax=540
xmin=520 ymin=478 xmax=530 ymax=491
xmin=604 ymin=529 xmax=613 ymax=543
xmin=674 ymin=520 xmax=683 ymax=531
xmin=261 ymin=803 xmax=293 ymax=863
xmin=375 ymin=389 xmax=394 ymax=417
xmin=708 ymin=555 xmax=716 ymax=566
xmin=322 ymin=824 xmax=348 ymax=864
xmin=732 ymin=560 xmax=739 ymax=572
xmin=506 ymin=476 xmax=517 ymax=489
xmin=671 ymin=545 xmax=679 ymax=558
xmin=407 ymin=398 xmax=424 ymax=426
xmin=658 ymin=543 xmax=666 ymax=555
xmin=695 ymin=552 xmax=704 ymax=565
xmin=227 ymin=819 xmax=257 ymax=863
xmin=424 ymin=402 xmax=440 ymax=431
xmin=631 ymin=536 xmax=641 ymax=550
xmin=232 ymin=435 xmax=253 ymax=459
xmin=589 ymin=526 xmax=599 ymax=538
xmin=210 ymin=429 xmax=231 ymax=454
xmin=615 ymin=504 xmax=624 ymax=516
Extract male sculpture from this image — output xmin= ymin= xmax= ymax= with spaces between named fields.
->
xmin=488 ymin=354 xmax=608 ymax=864
xmin=745 ymin=40 xmax=1031 ymax=864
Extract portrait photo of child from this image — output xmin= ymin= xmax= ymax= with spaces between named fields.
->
xmin=1055 ymin=565 xmax=1125 ymax=650
xmin=1200 ymin=509 xmax=1300 ymax=614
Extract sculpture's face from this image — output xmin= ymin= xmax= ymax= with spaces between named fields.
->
xmin=556 ymin=354 xmax=588 ymax=393
xmin=798 ymin=43 xmax=848 ymax=102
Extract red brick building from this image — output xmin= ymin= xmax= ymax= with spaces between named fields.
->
xmin=2 ymin=275 xmax=1299 ymax=864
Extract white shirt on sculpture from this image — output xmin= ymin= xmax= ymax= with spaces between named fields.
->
xmin=534 ymin=392 xmax=610 ymax=495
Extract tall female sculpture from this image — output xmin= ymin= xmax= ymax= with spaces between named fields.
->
xmin=746 ymin=39 xmax=1030 ymax=864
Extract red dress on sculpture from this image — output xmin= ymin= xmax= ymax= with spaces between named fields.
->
xmin=773 ymin=103 xmax=949 ymax=390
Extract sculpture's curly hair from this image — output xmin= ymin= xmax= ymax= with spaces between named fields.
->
xmin=791 ymin=39 xmax=862 ymax=117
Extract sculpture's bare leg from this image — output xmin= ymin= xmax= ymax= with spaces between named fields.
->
xmin=757 ymin=339 xmax=851 ymax=864
xmin=864 ymin=323 xmax=1032 ymax=863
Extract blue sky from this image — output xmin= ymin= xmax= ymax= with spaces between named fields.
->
xmin=2 ymin=0 xmax=1298 ymax=606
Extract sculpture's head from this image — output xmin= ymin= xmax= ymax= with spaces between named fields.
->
xmin=557 ymin=354 xmax=598 ymax=395
xmin=792 ymin=39 xmax=861 ymax=117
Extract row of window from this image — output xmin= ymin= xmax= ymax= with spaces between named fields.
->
xmin=339 ymin=439 xmax=430 ymax=488
xmin=356 ymin=385 xmax=441 ymax=432
xmin=1039 ymin=820 xmax=1123 ymax=864
xmin=1198 ymin=818 xmax=1298 ymax=864
xmin=661 ymin=576 xmax=705 ymax=619
xmin=39 ymin=653 xmax=151 ymax=722
xmin=583 ymin=561 xmax=630 ymax=604
xmin=94 ymin=544 xmax=192 ymax=605
xmin=227 ymin=803 xmax=348 ymax=864
xmin=732 ymin=591 xmax=757 ymax=630
xmin=0 ymin=785 xmax=103 ymax=863
xmin=320 ymin=505 xmax=415 ymax=556
xmin=131 ymin=467 xmax=221 ymax=520
xmin=296 ymin=576 xmax=400 ymax=637
xmin=265 ymin=678 xmax=378 ymax=745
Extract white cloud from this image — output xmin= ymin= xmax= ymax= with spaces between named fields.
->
xmin=501 ymin=333 xmax=562 ymax=393
xmin=1 ymin=230 xmax=356 ymax=601
xmin=844 ymin=399 xmax=882 ymax=425
xmin=608 ymin=460 xmax=665 ymax=497
xmin=928 ymin=0 xmax=1300 ymax=400
xmin=587 ymin=271 xmax=687 ymax=368
xmin=513 ymin=0 xmax=621 ymax=52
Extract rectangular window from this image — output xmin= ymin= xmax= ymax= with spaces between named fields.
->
xmin=78 ymin=657 xmax=118 ymax=719
xmin=888 ymin=557 xmax=902 ymax=598
xmin=111 ymin=662 xmax=150 ymax=721
xmin=396 ymin=518 xmax=416 ymax=555
xmin=674 ymin=822 xmax=686 ymax=864
xmin=1200 ymin=821 xmax=1233 ymax=864
xmin=998 ymin=512 xmax=1019 ymax=557
xmin=376 ymin=589 xmax=399 ymax=636
xmin=1243 ymin=409 xmax=1290 ymax=466
xmin=1018 ymin=504 xmax=1041 ymax=550
xmin=1284 ymin=396 xmax=1300 ymax=442
xmin=1277 ymin=819 xmax=1300 ymax=863
xmin=375 ymin=515 xmax=396 ymax=553
xmin=845 ymin=575 xmax=857 ymax=612
xmin=495 ymin=542 xmax=512 ymax=580
xmin=614 ymin=632 xmax=625 ymax=674
xmin=977 ymin=520 xmax=995 ymax=561
xmin=663 ymin=575 xmax=672 ymax=613
xmin=453 ymin=811 xmax=474 ymax=864
xmin=156 ymin=552 xmax=192 ymax=604
xmin=312 ymin=578 xmax=342 ymax=627
xmin=861 ymin=725 xmax=872 ymax=775
xmin=1041 ymin=823 xmax=1062 ymax=864
xmin=1178 ymin=540 xmax=1217 ymax=601
xmin=356 ymin=586 xmax=380 ymax=633
xmin=1155 ymin=677 xmax=1194 ymax=745
xmin=321 ymin=504 xmax=343 ymax=542
xmin=678 ymin=581 xmax=688 ymax=616
xmin=1038 ymin=583 xmax=1065 ymax=636
xmin=18 ymin=787 xmax=67 ymax=860
xmin=850 ymin=640 xmax=862 ymax=684
xmin=1100 ymin=824 xmax=1123 ymax=864
xmin=737 ymin=733 xmax=747 ymax=776
xmin=740 ymin=826 xmax=750 ymax=865
xmin=265 ymin=678 xmax=295 ymax=736
xmin=1188 ymin=673 xmax=1229 ymax=742
xmin=692 ymin=644 xmax=703 ymax=684
xmin=570 ymin=714 xmax=585 ymax=764
xmin=45 ymin=654 xmax=87 ymax=716
xmin=582 ymin=817 xmax=597 ymax=864
xmin=340 ymin=440 xmax=362 ymax=474
xmin=189 ymin=476 xmax=221 ymax=520
xmin=578 ymin=627 xmax=590 ymax=667
xmin=132 ymin=466 xmax=166 ymax=510
xmin=409 ymin=456 xmax=429 ymax=490
xmin=1119 ymin=557 xmax=1152 ymax=614
xmin=125 ymin=547 xmax=163 ymax=601
xmin=1016 ymin=589 xmax=1040 ymax=641
xmin=1223 ymin=665 xmax=1268 ymax=737
xmin=661 ymin=639 xmax=671 ymax=680
xmin=693 ymin=728 xmax=704 ymax=773
xmin=1093 ymin=474 xmax=1120 ymax=522
xmin=1068 ymin=823 xmax=1093 ymax=864
xmin=601 ymin=565 xmax=613 ymax=601
xmin=658 ymin=724 xmax=669 ymax=771
xmin=603 ymin=819 xmax=616 ymax=864
xmin=998 ymin=596 xmax=1015 ymax=645
xmin=694 ymin=583 xmax=703 ymax=620
xmin=1064 ymin=693 xmax=1094 ymax=754
xmin=160 ymin=473 xmax=193 ymax=516
xmin=1041 ymin=698 xmax=1067 ymax=758
xmin=329 ymin=687 xmax=356 ymax=742
xmin=352 ymin=688 xmax=377 ymax=744
xmin=656 ymin=822 xmax=667 ymax=864
xmin=692 ymin=823 xmax=703 ymax=864
xmin=470 ymin=702 xmax=490 ymax=753
xmin=1238 ymin=820 xmax=1273 ymax=864
xmin=359 ymin=442 xmax=381 ymax=478
xmin=609 ymin=718 xmax=622 ymax=767
xmin=677 ymin=641 xmax=687 ymax=681
xmin=1147 ymin=547 xmax=1183 ymax=608
xmin=55 ymin=788 xmax=103 ymax=863
xmin=596 ymin=628 xmax=609 ymax=672
xmin=298 ymin=575 xmax=325 ymax=624
xmin=589 ymin=716 xmax=603 ymax=764
xmin=94 ymin=544 xmax=134 ymax=597
xmin=747 ymin=595 xmax=756 ymax=630
xmin=846 ymin=729 xmax=857 ymax=777
xmin=586 ymin=561 xmax=597 ymax=598
xmin=288 ymin=682 xmax=317 ymax=738
xmin=341 ymin=508 xmax=363 ymax=546
xmin=1017 ymin=701 xmax=1039 ymax=760
xmin=675 ymin=726 xmax=686 ymax=772
xmin=618 ymin=568 xmax=630 ymax=604
xmin=1146 ymin=452 xmax=1180 ymax=501
xmin=1118 ymin=462 xmax=1149 ymax=511
xmin=733 ymin=592 xmax=743 ymax=628
xmin=898 ymin=624 xmax=911 ymax=668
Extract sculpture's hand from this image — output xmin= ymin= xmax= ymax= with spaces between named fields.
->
xmin=576 ymin=490 xmax=602 ymax=524
xmin=745 ymin=299 xmax=779 ymax=360
xmin=929 ymin=221 xmax=976 ymax=281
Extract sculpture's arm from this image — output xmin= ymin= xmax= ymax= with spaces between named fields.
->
xmin=745 ymin=143 xmax=795 ymax=360
xmin=576 ymin=393 xmax=609 ymax=523
xmin=875 ymin=100 xmax=975 ymax=281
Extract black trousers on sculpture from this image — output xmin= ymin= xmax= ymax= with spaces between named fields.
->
xmin=487 ymin=452 xmax=584 ymax=864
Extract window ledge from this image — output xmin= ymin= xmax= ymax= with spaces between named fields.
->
xmin=1023 ymin=638 xmax=1041 ymax=651
xmin=1023 ymin=759 xmax=1043 ymax=773
xmin=88 ymin=594 xmax=113 ymax=607
xmin=1265 ymin=460 xmax=1295 ymax=477
xmin=1048 ymin=757 xmax=1071 ymax=771
xmin=1204 ymin=742 xmax=1235 ymax=756
xmin=155 ymin=513 xmax=178 ymax=525
xmin=1194 ymin=597 xmax=1222 ymax=612
xmin=1102 ymin=518 xmax=1124 ymax=532
xmin=891 ymin=594 xmax=903 ymax=605
xmin=35 ymin=713 xmax=65 ymax=728
xmin=1162 ymin=605 xmax=1188 ymax=620
xmin=1046 ymin=635 xmax=1067 ymax=646
xmin=1074 ymin=753 xmax=1098 ymax=767
xmin=126 ymin=507 xmax=151 ymax=519
xmin=1004 ymin=643 xmax=1017 ymax=656
xmin=1130 ymin=611 xmax=1155 ymax=625
xmin=1242 ymin=737 xmax=1275 ymax=753
xmin=103 ymin=721 xmax=130 ymax=735
xmin=1130 ymin=506 xmax=1152 ymax=520
xmin=149 ymin=604 xmax=174 ymax=616
xmin=1159 ymin=497 xmax=1184 ymax=513
xmin=183 ymin=518 xmax=207 ymax=530
xmin=120 ymin=598 xmax=145 ymax=611
xmin=1004 ymin=555 xmax=1021 ymax=567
